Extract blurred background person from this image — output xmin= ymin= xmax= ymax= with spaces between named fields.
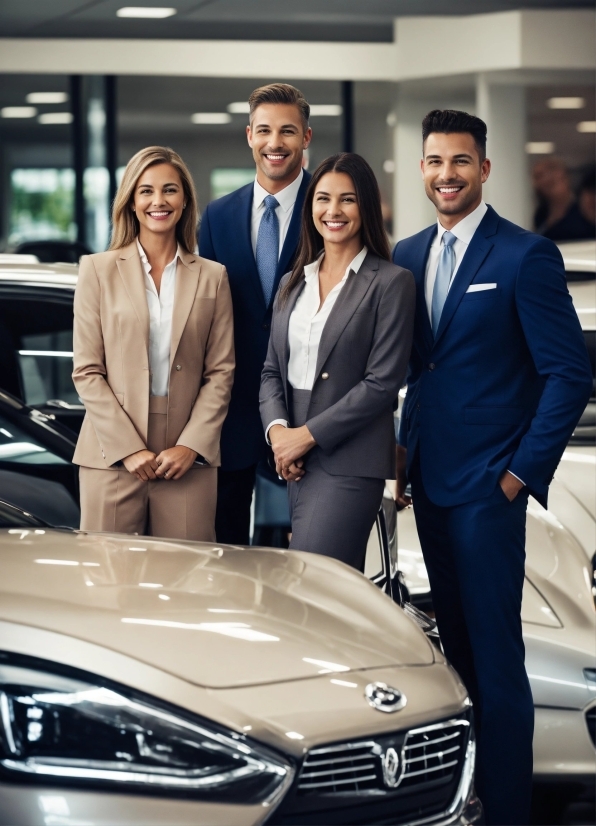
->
xmin=532 ymin=157 xmax=596 ymax=241
xmin=73 ymin=146 xmax=234 ymax=540
xmin=260 ymin=153 xmax=415 ymax=570
xmin=578 ymin=165 xmax=596 ymax=231
xmin=199 ymin=83 xmax=312 ymax=546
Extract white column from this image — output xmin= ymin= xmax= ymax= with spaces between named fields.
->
xmin=476 ymin=75 xmax=531 ymax=229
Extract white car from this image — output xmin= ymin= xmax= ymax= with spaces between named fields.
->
xmin=396 ymin=240 xmax=596 ymax=797
xmin=0 ymin=514 xmax=482 ymax=826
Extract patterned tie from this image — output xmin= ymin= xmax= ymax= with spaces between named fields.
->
xmin=256 ymin=194 xmax=280 ymax=305
xmin=431 ymin=231 xmax=457 ymax=336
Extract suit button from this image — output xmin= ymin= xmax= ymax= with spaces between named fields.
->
xmin=262 ymin=323 xmax=270 ymax=331
xmin=321 ymin=372 xmax=329 ymax=380
xmin=176 ymin=364 xmax=182 ymax=371
xmin=428 ymin=363 xmax=435 ymax=371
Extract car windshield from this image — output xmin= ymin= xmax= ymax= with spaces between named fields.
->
xmin=0 ymin=412 xmax=68 ymax=466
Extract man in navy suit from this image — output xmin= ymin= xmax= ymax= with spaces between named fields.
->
xmin=393 ymin=110 xmax=592 ymax=825
xmin=199 ymin=83 xmax=312 ymax=545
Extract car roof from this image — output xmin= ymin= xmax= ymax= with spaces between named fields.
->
xmin=557 ymin=240 xmax=596 ymax=274
xmin=0 ymin=259 xmax=78 ymax=289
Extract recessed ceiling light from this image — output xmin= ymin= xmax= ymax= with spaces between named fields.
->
xmin=38 ymin=112 xmax=73 ymax=125
xmin=547 ymin=96 xmax=585 ymax=110
xmin=577 ymin=121 xmax=596 ymax=133
xmin=310 ymin=104 xmax=343 ymax=117
xmin=1 ymin=106 xmax=37 ymax=118
xmin=227 ymin=102 xmax=250 ymax=114
xmin=525 ymin=141 xmax=555 ymax=154
xmin=117 ymin=7 xmax=177 ymax=18
xmin=191 ymin=113 xmax=232 ymax=125
xmin=27 ymin=92 xmax=69 ymax=105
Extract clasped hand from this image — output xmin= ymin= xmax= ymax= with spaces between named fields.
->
xmin=269 ymin=424 xmax=316 ymax=482
xmin=123 ymin=445 xmax=198 ymax=481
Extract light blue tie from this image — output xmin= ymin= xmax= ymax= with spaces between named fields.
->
xmin=431 ymin=231 xmax=457 ymax=337
xmin=256 ymin=194 xmax=280 ymax=305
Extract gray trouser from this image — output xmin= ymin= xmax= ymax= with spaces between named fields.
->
xmin=287 ymin=389 xmax=384 ymax=570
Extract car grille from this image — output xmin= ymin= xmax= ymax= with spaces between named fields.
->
xmin=269 ymin=716 xmax=472 ymax=826
xmin=298 ymin=741 xmax=381 ymax=794
xmin=586 ymin=707 xmax=596 ymax=747
xmin=297 ymin=720 xmax=466 ymax=796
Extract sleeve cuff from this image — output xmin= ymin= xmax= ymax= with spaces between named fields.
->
xmin=266 ymin=419 xmax=288 ymax=445
xmin=508 ymin=470 xmax=526 ymax=486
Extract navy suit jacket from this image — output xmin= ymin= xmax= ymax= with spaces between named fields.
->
xmin=392 ymin=205 xmax=592 ymax=508
xmin=199 ymin=172 xmax=311 ymax=471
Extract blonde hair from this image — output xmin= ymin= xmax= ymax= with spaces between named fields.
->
xmin=110 ymin=146 xmax=198 ymax=253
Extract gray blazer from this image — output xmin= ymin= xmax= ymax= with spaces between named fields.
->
xmin=260 ymin=253 xmax=415 ymax=479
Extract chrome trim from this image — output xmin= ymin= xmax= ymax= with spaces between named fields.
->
xmin=306 ymin=740 xmax=380 ymax=757
xmin=364 ymin=681 xmax=407 ymax=713
xmin=298 ymin=773 xmax=378 ymax=790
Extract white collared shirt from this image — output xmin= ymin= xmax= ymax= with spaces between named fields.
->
xmin=251 ymin=169 xmax=304 ymax=258
xmin=137 ymin=239 xmax=179 ymax=397
xmin=424 ymin=200 xmax=488 ymax=319
xmin=266 ymin=246 xmax=368 ymax=440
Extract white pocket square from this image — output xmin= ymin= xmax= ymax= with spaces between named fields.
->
xmin=466 ymin=283 xmax=497 ymax=293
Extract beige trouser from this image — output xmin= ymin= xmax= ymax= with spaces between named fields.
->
xmin=79 ymin=397 xmax=216 ymax=541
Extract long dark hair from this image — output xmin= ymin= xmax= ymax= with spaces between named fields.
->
xmin=279 ymin=153 xmax=391 ymax=305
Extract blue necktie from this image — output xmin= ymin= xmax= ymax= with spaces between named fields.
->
xmin=256 ymin=194 xmax=280 ymax=306
xmin=431 ymin=231 xmax=457 ymax=336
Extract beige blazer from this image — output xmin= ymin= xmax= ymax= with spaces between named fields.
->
xmin=72 ymin=240 xmax=234 ymax=470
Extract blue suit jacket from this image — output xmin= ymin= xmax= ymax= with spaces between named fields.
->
xmin=199 ymin=172 xmax=311 ymax=471
xmin=392 ymin=205 xmax=592 ymax=508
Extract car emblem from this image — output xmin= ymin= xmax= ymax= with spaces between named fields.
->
xmin=364 ymin=682 xmax=407 ymax=713
xmin=381 ymin=746 xmax=402 ymax=788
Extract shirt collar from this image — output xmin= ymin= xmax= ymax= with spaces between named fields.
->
xmin=253 ymin=168 xmax=304 ymax=213
xmin=436 ymin=200 xmax=488 ymax=246
xmin=136 ymin=238 xmax=181 ymax=274
xmin=303 ymin=246 xmax=368 ymax=284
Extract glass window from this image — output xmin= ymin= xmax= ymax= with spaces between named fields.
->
xmin=0 ymin=415 xmax=67 ymax=466
xmin=211 ymin=169 xmax=255 ymax=200
xmin=9 ymin=169 xmax=75 ymax=246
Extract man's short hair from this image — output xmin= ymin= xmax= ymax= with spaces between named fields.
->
xmin=248 ymin=83 xmax=310 ymax=131
xmin=422 ymin=109 xmax=487 ymax=160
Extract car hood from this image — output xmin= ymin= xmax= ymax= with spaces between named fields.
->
xmin=0 ymin=529 xmax=434 ymax=688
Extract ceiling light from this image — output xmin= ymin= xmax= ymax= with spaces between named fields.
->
xmin=1 ymin=106 xmax=37 ymax=118
xmin=525 ymin=141 xmax=555 ymax=154
xmin=117 ymin=7 xmax=177 ymax=18
xmin=577 ymin=121 xmax=596 ymax=133
xmin=227 ymin=102 xmax=250 ymax=114
xmin=310 ymin=105 xmax=343 ymax=117
xmin=27 ymin=92 xmax=69 ymax=104
xmin=547 ymin=96 xmax=585 ymax=110
xmin=191 ymin=113 xmax=231 ymax=125
xmin=38 ymin=112 xmax=73 ymax=125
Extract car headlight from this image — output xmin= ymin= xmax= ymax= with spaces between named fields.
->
xmin=0 ymin=654 xmax=293 ymax=805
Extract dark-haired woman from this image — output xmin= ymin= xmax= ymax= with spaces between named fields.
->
xmin=259 ymin=153 xmax=415 ymax=568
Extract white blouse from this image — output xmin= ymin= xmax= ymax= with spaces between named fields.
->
xmin=137 ymin=239 xmax=180 ymax=397
xmin=266 ymin=246 xmax=368 ymax=438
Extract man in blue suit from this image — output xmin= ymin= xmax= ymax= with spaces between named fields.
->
xmin=199 ymin=83 xmax=311 ymax=545
xmin=393 ymin=110 xmax=592 ymax=825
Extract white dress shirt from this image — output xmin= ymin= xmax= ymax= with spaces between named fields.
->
xmin=267 ymin=246 xmax=368 ymax=439
xmin=424 ymin=200 xmax=488 ymax=319
xmin=251 ymin=169 xmax=304 ymax=258
xmin=137 ymin=239 xmax=179 ymax=397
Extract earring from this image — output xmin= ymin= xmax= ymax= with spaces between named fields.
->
xmin=183 ymin=203 xmax=187 ymax=209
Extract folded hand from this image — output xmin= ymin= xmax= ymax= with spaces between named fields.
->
xmin=155 ymin=446 xmax=198 ymax=480
xmin=270 ymin=424 xmax=316 ymax=477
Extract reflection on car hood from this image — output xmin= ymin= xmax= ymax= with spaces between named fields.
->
xmin=0 ymin=529 xmax=433 ymax=688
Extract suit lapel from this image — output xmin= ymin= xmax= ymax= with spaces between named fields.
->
xmin=412 ymin=226 xmax=435 ymax=354
xmin=278 ymin=277 xmax=305 ymax=390
xmin=274 ymin=171 xmax=311 ymax=297
xmin=314 ymin=253 xmax=378 ymax=380
xmin=116 ymin=241 xmax=150 ymax=350
xmin=170 ymin=249 xmax=201 ymax=369
xmin=433 ymin=207 xmax=499 ymax=346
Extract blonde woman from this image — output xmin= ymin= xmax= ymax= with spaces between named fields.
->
xmin=72 ymin=146 xmax=234 ymax=540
